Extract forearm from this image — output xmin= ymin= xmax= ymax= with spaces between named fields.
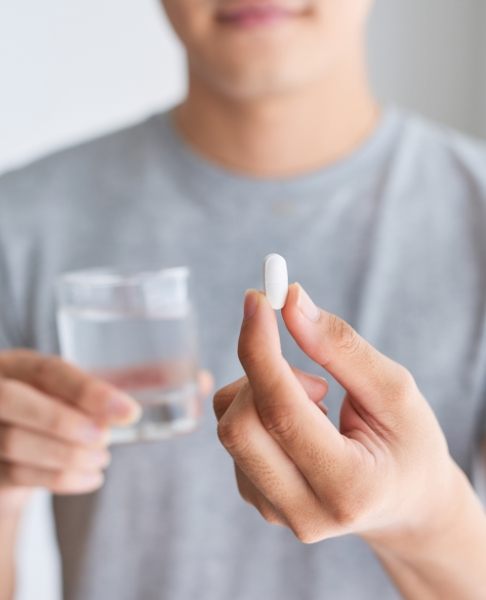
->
xmin=365 ymin=465 xmax=486 ymax=600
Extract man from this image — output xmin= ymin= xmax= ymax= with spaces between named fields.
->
xmin=0 ymin=0 xmax=485 ymax=598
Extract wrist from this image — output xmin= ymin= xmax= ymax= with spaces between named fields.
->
xmin=0 ymin=489 xmax=32 ymax=521
xmin=361 ymin=463 xmax=486 ymax=598
xmin=363 ymin=461 xmax=484 ymax=560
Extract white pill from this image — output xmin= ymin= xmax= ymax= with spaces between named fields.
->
xmin=263 ymin=253 xmax=288 ymax=310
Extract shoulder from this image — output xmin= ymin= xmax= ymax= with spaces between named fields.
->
xmin=391 ymin=109 xmax=486 ymax=199
xmin=0 ymin=111 xmax=172 ymax=220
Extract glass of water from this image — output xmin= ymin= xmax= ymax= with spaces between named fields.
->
xmin=56 ymin=266 xmax=200 ymax=443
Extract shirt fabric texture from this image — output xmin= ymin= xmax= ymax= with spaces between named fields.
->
xmin=1 ymin=107 xmax=486 ymax=600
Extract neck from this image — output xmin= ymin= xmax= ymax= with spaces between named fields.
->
xmin=174 ymin=51 xmax=380 ymax=178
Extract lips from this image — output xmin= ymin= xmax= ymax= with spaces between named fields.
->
xmin=216 ymin=2 xmax=303 ymax=28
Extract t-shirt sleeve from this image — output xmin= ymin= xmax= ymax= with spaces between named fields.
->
xmin=473 ymin=413 xmax=486 ymax=504
xmin=0 ymin=239 xmax=24 ymax=352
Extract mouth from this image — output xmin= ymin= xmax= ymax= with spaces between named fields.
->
xmin=215 ymin=2 xmax=307 ymax=29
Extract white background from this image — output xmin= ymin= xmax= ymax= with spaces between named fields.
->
xmin=0 ymin=1 xmax=485 ymax=598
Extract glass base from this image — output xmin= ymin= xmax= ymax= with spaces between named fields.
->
xmin=110 ymin=417 xmax=198 ymax=444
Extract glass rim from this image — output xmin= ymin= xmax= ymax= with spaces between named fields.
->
xmin=57 ymin=266 xmax=190 ymax=288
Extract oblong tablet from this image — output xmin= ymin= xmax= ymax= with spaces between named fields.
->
xmin=263 ymin=254 xmax=288 ymax=310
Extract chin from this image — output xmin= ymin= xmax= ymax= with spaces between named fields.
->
xmin=199 ymin=49 xmax=326 ymax=100
xmin=188 ymin=19 xmax=336 ymax=99
xmin=213 ymin=70 xmax=309 ymax=100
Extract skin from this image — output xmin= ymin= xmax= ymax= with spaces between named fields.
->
xmin=160 ymin=7 xmax=486 ymax=595
xmin=163 ymin=0 xmax=379 ymax=177
xmin=2 ymin=0 xmax=485 ymax=598
xmin=0 ymin=351 xmax=212 ymax=600
xmin=215 ymin=286 xmax=486 ymax=598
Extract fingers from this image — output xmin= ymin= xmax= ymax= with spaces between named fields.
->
xmin=0 ymin=350 xmax=140 ymax=424
xmin=292 ymin=368 xmax=329 ymax=403
xmin=0 ymin=379 xmax=109 ymax=445
xmin=217 ymin=382 xmax=327 ymax=536
xmin=0 ymin=462 xmax=104 ymax=495
xmin=237 ymin=291 xmax=345 ymax=478
xmin=282 ymin=284 xmax=418 ymax=417
xmin=213 ymin=376 xmax=248 ymax=421
xmin=0 ymin=365 xmax=114 ymax=496
xmin=234 ymin=465 xmax=288 ymax=527
xmin=239 ymin=290 xmax=289 ymax=399
xmin=213 ymin=369 xmax=328 ymax=421
xmin=0 ymin=425 xmax=110 ymax=472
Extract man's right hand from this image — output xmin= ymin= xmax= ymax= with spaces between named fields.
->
xmin=0 ymin=349 xmax=141 ymax=504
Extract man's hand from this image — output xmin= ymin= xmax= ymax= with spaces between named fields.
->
xmin=0 ymin=350 xmax=213 ymax=600
xmin=214 ymin=283 xmax=461 ymax=544
xmin=0 ymin=349 xmax=141 ymax=499
xmin=215 ymin=284 xmax=486 ymax=597
xmin=0 ymin=349 xmax=213 ymax=499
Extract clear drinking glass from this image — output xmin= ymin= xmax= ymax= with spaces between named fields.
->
xmin=56 ymin=266 xmax=200 ymax=443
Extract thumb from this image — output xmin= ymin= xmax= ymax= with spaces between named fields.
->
xmin=281 ymin=283 xmax=415 ymax=416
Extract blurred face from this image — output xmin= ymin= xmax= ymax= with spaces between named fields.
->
xmin=162 ymin=0 xmax=374 ymax=99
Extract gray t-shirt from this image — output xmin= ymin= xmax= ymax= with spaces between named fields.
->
xmin=1 ymin=107 xmax=486 ymax=600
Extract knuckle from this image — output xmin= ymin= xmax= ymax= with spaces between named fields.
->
xmin=259 ymin=505 xmax=280 ymax=525
xmin=237 ymin=339 xmax=262 ymax=372
xmin=389 ymin=366 xmax=418 ymax=403
xmin=258 ymin=404 xmax=297 ymax=441
xmin=235 ymin=478 xmax=252 ymax=505
xmin=398 ymin=366 xmax=417 ymax=396
xmin=213 ymin=378 xmax=246 ymax=406
xmin=217 ymin=418 xmax=249 ymax=453
xmin=290 ymin=521 xmax=323 ymax=545
xmin=328 ymin=496 xmax=361 ymax=528
xmin=332 ymin=505 xmax=357 ymax=528
xmin=265 ymin=513 xmax=283 ymax=526
xmin=327 ymin=314 xmax=361 ymax=355
xmin=212 ymin=388 xmax=226 ymax=406
xmin=239 ymin=490 xmax=254 ymax=507
xmin=215 ymin=378 xmax=242 ymax=395
xmin=213 ymin=390 xmax=231 ymax=419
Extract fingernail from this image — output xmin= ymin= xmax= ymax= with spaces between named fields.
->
xmin=107 ymin=392 xmax=142 ymax=421
xmin=243 ymin=290 xmax=258 ymax=320
xmin=296 ymin=284 xmax=321 ymax=322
